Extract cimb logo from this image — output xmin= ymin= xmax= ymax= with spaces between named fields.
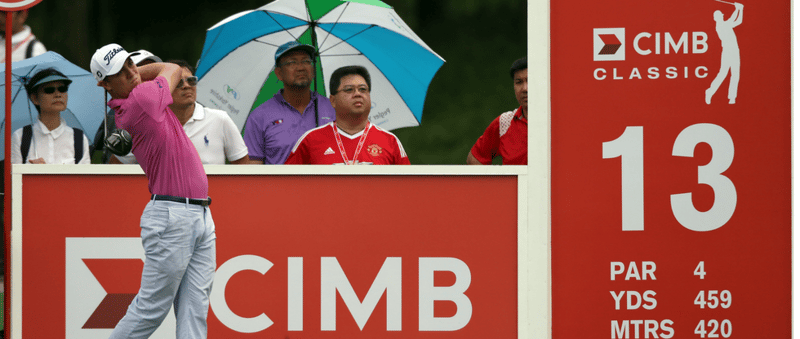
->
xmin=66 ymin=238 xmax=176 ymax=339
xmin=594 ymin=28 xmax=625 ymax=61
xmin=593 ymin=27 xmax=711 ymax=81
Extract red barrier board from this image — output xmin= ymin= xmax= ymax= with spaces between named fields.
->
xmin=18 ymin=174 xmax=518 ymax=338
xmin=552 ymin=0 xmax=791 ymax=338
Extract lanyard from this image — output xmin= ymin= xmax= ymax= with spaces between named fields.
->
xmin=332 ymin=122 xmax=370 ymax=165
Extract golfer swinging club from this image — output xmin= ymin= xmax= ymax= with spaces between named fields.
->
xmin=705 ymin=0 xmax=743 ymax=105
xmin=91 ymin=43 xmax=216 ymax=338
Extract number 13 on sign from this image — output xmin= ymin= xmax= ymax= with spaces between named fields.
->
xmin=602 ymin=124 xmax=737 ymax=232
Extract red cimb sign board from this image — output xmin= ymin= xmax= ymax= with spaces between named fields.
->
xmin=552 ymin=0 xmax=790 ymax=338
xmin=16 ymin=174 xmax=518 ymax=338
xmin=0 ymin=0 xmax=41 ymax=10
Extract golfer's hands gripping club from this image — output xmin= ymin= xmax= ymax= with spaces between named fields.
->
xmin=105 ymin=129 xmax=133 ymax=156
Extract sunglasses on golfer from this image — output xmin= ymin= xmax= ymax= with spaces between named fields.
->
xmin=177 ymin=76 xmax=198 ymax=87
xmin=41 ymin=85 xmax=69 ymax=94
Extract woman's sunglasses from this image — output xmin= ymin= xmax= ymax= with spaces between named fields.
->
xmin=42 ymin=85 xmax=69 ymax=94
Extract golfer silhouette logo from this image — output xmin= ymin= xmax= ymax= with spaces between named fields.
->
xmin=705 ymin=1 xmax=744 ymax=105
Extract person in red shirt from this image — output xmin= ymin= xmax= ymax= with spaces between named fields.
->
xmin=467 ymin=57 xmax=528 ymax=165
xmin=286 ymin=65 xmax=410 ymax=165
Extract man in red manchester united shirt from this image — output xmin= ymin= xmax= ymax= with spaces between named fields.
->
xmin=285 ymin=65 xmax=410 ymax=165
xmin=467 ymin=57 xmax=528 ymax=165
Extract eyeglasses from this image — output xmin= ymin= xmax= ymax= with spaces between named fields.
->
xmin=42 ymin=85 xmax=69 ymax=94
xmin=278 ymin=59 xmax=313 ymax=68
xmin=337 ymin=85 xmax=369 ymax=95
xmin=177 ymin=76 xmax=198 ymax=87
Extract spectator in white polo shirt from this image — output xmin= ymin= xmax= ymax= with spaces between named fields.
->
xmin=10 ymin=67 xmax=90 ymax=164
xmin=110 ymin=59 xmax=249 ymax=164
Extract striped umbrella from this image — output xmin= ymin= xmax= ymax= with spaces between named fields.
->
xmin=195 ymin=0 xmax=445 ymax=132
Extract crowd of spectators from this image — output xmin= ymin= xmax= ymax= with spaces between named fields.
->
xmin=6 ymin=11 xmax=528 ymax=167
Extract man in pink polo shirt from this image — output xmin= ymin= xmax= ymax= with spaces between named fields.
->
xmin=92 ymin=43 xmax=216 ymax=339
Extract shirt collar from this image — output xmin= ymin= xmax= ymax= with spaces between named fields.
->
xmin=187 ymin=102 xmax=204 ymax=123
xmin=10 ymin=26 xmax=32 ymax=44
xmin=336 ymin=122 xmax=370 ymax=139
xmin=108 ymin=98 xmax=123 ymax=110
xmin=514 ymin=106 xmax=527 ymax=123
xmin=277 ymin=89 xmax=320 ymax=112
xmin=33 ymin=117 xmax=67 ymax=137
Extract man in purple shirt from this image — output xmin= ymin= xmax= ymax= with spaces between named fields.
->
xmin=244 ymin=41 xmax=336 ymax=164
xmin=92 ymin=43 xmax=216 ymax=338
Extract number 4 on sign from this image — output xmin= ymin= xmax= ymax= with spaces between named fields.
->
xmin=602 ymin=124 xmax=737 ymax=232
xmin=694 ymin=261 xmax=706 ymax=279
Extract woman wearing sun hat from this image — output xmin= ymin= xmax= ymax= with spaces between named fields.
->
xmin=10 ymin=67 xmax=90 ymax=164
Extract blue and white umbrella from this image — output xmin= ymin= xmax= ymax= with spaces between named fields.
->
xmin=0 ymin=52 xmax=106 ymax=160
xmin=195 ymin=0 xmax=445 ymax=132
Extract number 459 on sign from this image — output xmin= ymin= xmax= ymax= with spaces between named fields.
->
xmin=603 ymin=124 xmax=736 ymax=232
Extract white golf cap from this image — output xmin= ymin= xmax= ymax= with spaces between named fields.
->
xmin=90 ymin=43 xmax=132 ymax=81
xmin=130 ymin=49 xmax=162 ymax=65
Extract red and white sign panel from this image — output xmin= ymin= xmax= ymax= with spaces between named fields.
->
xmin=0 ymin=0 xmax=41 ymax=10
xmin=16 ymin=174 xmax=518 ymax=338
xmin=552 ymin=0 xmax=790 ymax=338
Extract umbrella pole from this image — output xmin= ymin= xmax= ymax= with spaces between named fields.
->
xmin=103 ymin=91 xmax=108 ymax=162
xmin=4 ymin=11 xmax=12 ymax=339
xmin=310 ymin=23 xmax=320 ymax=126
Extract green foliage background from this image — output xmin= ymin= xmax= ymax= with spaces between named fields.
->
xmin=24 ymin=0 xmax=527 ymax=164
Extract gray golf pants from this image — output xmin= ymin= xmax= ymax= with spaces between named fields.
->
xmin=109 ymin=199 xmax=216 ymax=339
